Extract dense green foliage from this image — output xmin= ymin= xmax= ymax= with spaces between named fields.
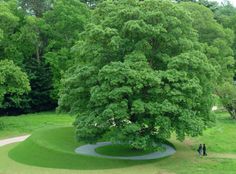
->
xmin=58 ymin=0 xmax=226 ymax=150
xmin=178 ymin=0 xmax=236 ymax=121
xmin=181 ymin=2 xmax=234 ymax=83
xmin=0 ymin=0 xmax=89 ymax=115
xmin=215 ymin=3 xmax=236 ymax=75
xmin=43 ymin=0 xmax=90 ymax=100
xmin=0 ymin=60 xmax=30 ymax=115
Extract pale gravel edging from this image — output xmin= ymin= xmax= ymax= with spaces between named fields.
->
xmin=0 ymin=135 xmax=30 ymax=147
xmin=75 ymin=142 xmax=176 ymax=160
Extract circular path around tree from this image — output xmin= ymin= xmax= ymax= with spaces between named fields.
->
xmin=75 ymin=142 xmax=176 ymax=160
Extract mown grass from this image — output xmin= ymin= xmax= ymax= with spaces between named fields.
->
xmin=0 ymin=111 xmax=236 ymax=173
xmin=8 ymin=126 xmax=154 ymax=170
xmin=197 ymin=111 xmax=236 ymax=153
xmin=95 ymin=144 xmax=164 ymax=156
xmin=0 ymin=112 xmax=73 ymax=139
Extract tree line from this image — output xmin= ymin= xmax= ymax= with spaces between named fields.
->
xmin=0 ymin=0 xmax=90 ymax=115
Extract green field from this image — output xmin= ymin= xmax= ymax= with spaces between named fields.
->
xmin=0 ymin=111 xmax=236 ymax=174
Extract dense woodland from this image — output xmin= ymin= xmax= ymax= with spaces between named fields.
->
xmin=0 ymin=0 xmax=90 ymax=114
xmin=1 ymin=0 xmax=236 ymax=149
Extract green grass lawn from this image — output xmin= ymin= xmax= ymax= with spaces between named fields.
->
xmin=95 ymin=144 xmax=164 ymax=157
xmin=197 ymin=112 xmax=236 ymax=153
xmin=1 ymin=111 xmax=236 ymax=174
xmin=8 ymin=126 xmax=156 ymax=170
xmin=0 ymin=112 xmax=73 ymax=139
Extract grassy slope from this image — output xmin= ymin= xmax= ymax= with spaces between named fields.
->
xmin=0 ymin=112 xmax=73 ymax=139
xmin=0 ymin=111 xmax=236 ymax=173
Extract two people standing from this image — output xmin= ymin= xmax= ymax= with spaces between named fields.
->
xmin=197 ymin=144 xmax=207 ymax=156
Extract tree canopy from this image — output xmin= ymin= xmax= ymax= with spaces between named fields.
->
xmin=59 ymin=0 xmax=218 ymax=149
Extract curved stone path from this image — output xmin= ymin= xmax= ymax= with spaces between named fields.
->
xmin=75 ymin=142 xmax=176 ymax=160
xmin=0 ymin=135 xmax=30 ymax=147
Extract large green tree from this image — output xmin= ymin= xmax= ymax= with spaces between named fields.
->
xmin=59 ymin=0 xmax=216 ymax=149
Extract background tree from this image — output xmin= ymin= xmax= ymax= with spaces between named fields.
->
xmin=0 ymin=0 xmax=89 ymax=115
xmin=198 ymin=0 xmax=219 ymax=11
xmin=0 ymin=0 xmax=23 ymax=65
xmin=180 ymin=1 xmax=236 ymax=119
xmin=176 ymin=0 xmax=219 ymax=11
xmin=214 ymin=3 xmax=236 ymax=77
xmin=180 ymin=2 xmax=235 ymax=83
xmin=0 ymin=60 xmax=30 ymax=115
xmin=217 ymin=82 xmax=236 ymax=119
xmin=43 ymin=0 xmax=90 ymax=100
xmin=59 ymin=0 xmax=216 ymax=149
xmin=11 ymin=11 xmax=56 ymax=113
xmin=19 ymin=0 xmax=53 ymax=17
xmin=0 ymin=0 xmax=55 ymax=114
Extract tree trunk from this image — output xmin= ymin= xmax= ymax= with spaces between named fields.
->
xmin=36 ymin=45 xmax=40 ymax=64
xmin=227 ymin=107 xmax=236 ymax=120
xmin=231 ymin=110 xmax=236 ymax=120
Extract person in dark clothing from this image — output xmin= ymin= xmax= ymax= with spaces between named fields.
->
xmin=203 ymin=144 xmax=207 ymax=156
xmin=197 ymin=144 xmax=203 ymax=156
